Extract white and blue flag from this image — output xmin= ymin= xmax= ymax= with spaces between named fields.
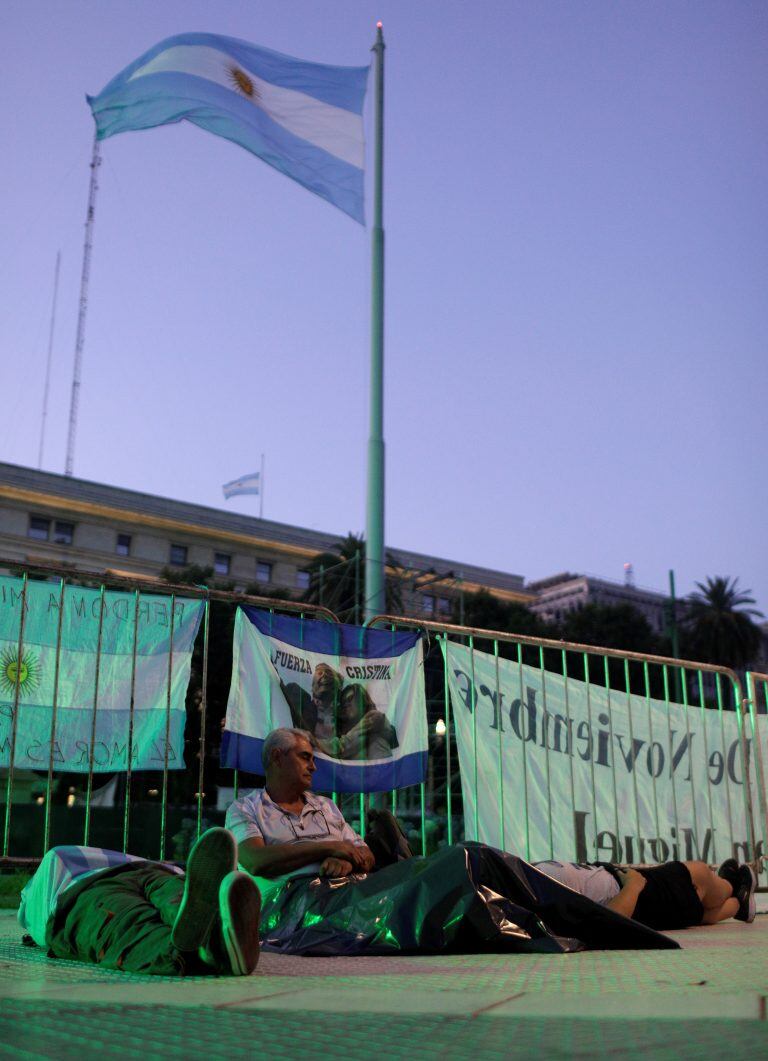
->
xmin=223 ymin=471 xmax=261 ymax=499
xmin=222 ymin=609 xmax=428 ymax=792
xmin=87 ymin=32 xmax=370 ymax=222
xmin=0 ymin=577 xmax=204 ymax=772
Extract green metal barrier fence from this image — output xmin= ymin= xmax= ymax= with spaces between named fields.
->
xmin=0 ymin=559 xmax=764 ymax=885
xmin=368 ymin=614 xmax=764 ymax=881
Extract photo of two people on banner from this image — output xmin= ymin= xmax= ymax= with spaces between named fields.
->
xmin=281 ymin=662 xmax=399 ymax=761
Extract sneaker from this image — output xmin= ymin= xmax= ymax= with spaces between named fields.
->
xmin=733 ymin=864 xmax=757 ymax=924
xmin=171 ymin=827 xmax=237 ymax=952
xmin=717 ymin=858 xmax=741 ymax=893
xmin=200 ymin=871 xmax=261 ymax=976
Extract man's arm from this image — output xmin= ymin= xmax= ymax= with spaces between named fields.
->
xmin=238 ymin=835 xmax=374 ymax=878
xmin=605 ymin=868 xmax=647 ymax=919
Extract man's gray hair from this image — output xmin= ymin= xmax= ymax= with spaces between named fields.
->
xmin=262 ymin=727 xmax=313 ymax=771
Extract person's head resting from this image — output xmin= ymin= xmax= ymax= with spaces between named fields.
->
xmin=311 ymin=663 xmax=343 ymax=705
xmin=340 ymin=683 xmax=376 ymax=730
xmin=262 ymin=727 xmax=316 ymax=793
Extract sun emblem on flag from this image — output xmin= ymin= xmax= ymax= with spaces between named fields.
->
xmin=228 ymin=65 xmax=260 ymax=102
xmin=0 ymin=648 xmax=42 ymax=699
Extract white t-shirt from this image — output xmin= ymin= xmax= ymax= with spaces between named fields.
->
xmin=534 ymin=861 xmax=621 ymax=906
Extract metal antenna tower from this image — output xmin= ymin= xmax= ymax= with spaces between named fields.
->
xmin=65 ymin=135 xmax=101 ymax=477
xmin=38 ymin=250 xmax=61 ymax=469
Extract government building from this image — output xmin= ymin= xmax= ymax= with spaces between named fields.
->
xmin=0 ymin=461 xmax=532 ymax=618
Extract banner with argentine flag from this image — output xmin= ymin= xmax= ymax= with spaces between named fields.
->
xmin=222 ymin=608 xmax=428 ymax=792
xmin=0 ymin=577 xmax=203 ymax=772
xmin=87 ymin=32 xmax=370 ymax=222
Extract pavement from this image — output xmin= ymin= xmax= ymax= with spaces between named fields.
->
xmin=0 ymin=905 xmax=766 ymax=1060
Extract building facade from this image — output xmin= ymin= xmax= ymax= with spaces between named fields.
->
xmin=527 ymin=571 xmax=674 ymax=634
xmin=0 ymin=462 xmax=532 ymax=618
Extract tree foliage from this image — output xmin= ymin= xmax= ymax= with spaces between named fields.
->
xmin=682 ymin=576 xmax=763 ymax=669
xmin=301 ymin=533 xmax=404 ymax=621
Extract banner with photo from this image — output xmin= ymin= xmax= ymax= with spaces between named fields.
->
xmin=443 ymin=641 xmax=765 ymax=876
xmin=0 ymin=577 xmax=204 ymax=772
xmin=222 ymin=608 xmax=428 ymax=792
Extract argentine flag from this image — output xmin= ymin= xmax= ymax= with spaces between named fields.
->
xmin=88 ymin=32 xmax=370 ymax=223
xmin=223 ymin=471 xmax=260 ymax=499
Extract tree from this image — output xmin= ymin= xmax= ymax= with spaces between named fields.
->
xmin=559 ymin=602 xmax=660 ymax=655
xmin=301 ymin=533 xmax=403 ymax=622
xmin=452 ymin=589 xmax=552 ymax=640
xmin=682 ymin=576 xmax=763 ymax=669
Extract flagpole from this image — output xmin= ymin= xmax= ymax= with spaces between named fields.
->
xmin=365 ymin=23 xmax=386 ymax=622
xmin=65 ymin=133 xmax=101 ymax=477
xmin=38 ymin=250 xmax=61 ymax=469
xmin=259 ymin=453 xmax=265 ymax=519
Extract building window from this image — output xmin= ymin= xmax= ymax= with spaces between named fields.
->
xmin=116 ymin=533 xmax=131 ymax=557
xmin=169 ymin=544 xmax=188 ymax=566
xmin=214 ymin=552 xmax=231 ymax=576
xmin=28 ymin=516 xmax=50 ymax=541
xmin=437 ymin=596 xmax=452 ymax=616
xmin=53 ymin=521 xmax=74 ymax=545
xmin=422 ymin=594 xmax=435 ymax=615
xmin=296 ymin=569 xmax=311 ymax=591
xmin=255 ymin=561 xmax=272 ymax=584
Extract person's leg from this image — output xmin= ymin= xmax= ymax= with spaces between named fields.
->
xmin=49 ymin=864 xmax=189 ymax=974
xmin=683 ymin=861 xmax=738 ymax=924
xmin=47 ymin=828 xmax=255 ymax=975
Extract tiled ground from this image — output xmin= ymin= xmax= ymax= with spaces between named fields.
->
xmin=0 ymin=907 xmax=766 ymax=1059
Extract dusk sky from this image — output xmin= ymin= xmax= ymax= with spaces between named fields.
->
xmin=2 ymin=2 xmax=766 ymax=612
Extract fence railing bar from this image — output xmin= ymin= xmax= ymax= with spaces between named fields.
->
xmin=603 ymin=656 xmax=620 ymax=851
xmin=539 ymin=646 xmax=554 ymax=859
xmin=493 ymin=639 xmax=505 ymax=851
xmin=159 ymin=593 xmax=176 ymax=861
xmin=43 ymin=578 xmax=66 ymax=854
xmin=697 ymin=668 xmax=718 ymax=864
xmin=468 ymin=634 xmax=479 ymax=843
xmin=83 ymin=584 xmax=106 ymax=846
xmin=196 ymin=595 xmax=211 ymax=840
xmin=679 ymin=664 xmax=700 ymax=861
xmin=517 ymin=643 xmax=531 ymax=861
xmin=662 ymin=664 xmax=681 ymax=863
xmin=122 ymin=589 xmax=141 ymax=853
xmin=643 ymin=661 xmax=661 ymax=853
xmin=561 ymin=649 xmax=578 ymax=861
xmin=2 ymin=572 xmax=28 ymax=857
xmin=624 ymin=658 xmax=642 ymax=859
xmin=582 ymin=652 xmax=599 ymax=861
xmin=441 ymin=632 xmax=454 ymax=846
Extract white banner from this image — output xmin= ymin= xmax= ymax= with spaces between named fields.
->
xmin=0 ymin=577 xmax=203 ymax=771
xmin=444 ymin=642 xmax=765 ymax=878
xmin=223 ymin=608 xmax=428 ymax=792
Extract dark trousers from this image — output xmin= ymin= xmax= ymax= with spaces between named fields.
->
xmin=47 ymin=863 xmax=196 ymax=975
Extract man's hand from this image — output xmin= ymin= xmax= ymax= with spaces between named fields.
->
xmin=328 ymin=840 xmax=375 ymax=872
xmin=320 ymin=857 xmax=354 ymax=878
xmin=616 ymin=868 xmax=647 ymax=892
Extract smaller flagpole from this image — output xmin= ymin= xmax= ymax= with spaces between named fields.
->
xmin=65 ymin=134 xmax=101 ymax=477
xmin=259 ymin=453 xmax=265 ymax=519
xmin=38 ymin=250 xmax=61 ymax=469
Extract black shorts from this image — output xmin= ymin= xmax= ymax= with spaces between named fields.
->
xmin=633 ymin=862 xmax=703 ymax=930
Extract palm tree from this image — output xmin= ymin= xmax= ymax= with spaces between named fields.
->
xmin=302 ymin=533 xmax=404 ymax=622
xmin=682 ymin=576 xmax=763 ymax=669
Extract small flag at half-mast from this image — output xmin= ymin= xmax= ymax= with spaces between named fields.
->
xmin=223 ymin=472 xmax=260 ymax=499
xmin=87 ymin=32 xmax=370 ymax=222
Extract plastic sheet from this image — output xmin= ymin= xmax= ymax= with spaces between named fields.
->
xmin=260 ymin=842 xmax=679 ymax=956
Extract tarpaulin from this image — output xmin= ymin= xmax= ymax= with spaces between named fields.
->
xmin=259 ymin=843 xmax=679 ymax=956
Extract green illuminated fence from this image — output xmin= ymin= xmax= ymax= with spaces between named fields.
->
xmin=0 ymin=558 xmax=765 ymax=883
